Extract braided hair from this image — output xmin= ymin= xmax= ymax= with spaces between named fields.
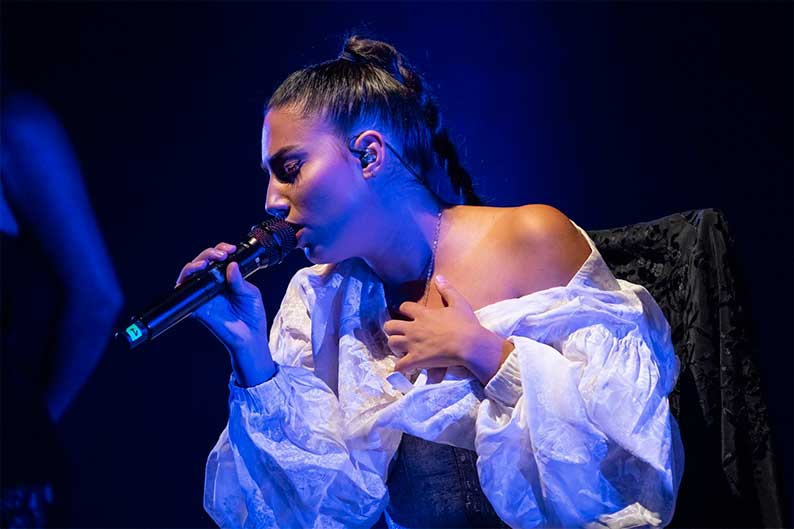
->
xmin=266 ymin=35 xmax=481 ymax=206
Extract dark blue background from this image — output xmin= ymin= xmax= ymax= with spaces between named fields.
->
xmin=3 ymin=2 xmax=791 ymax=527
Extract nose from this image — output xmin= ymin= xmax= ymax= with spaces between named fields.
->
xmin=265 ymin=180 xmax=290 ymax=219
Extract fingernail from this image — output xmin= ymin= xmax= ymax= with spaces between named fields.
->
xmin=435 ymin=274 xmax=447 ymax=285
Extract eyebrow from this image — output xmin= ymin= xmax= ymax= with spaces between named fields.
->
xmin=262 ymin=144 xmax=303 ymax=172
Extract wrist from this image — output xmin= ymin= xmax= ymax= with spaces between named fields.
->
xmin=231 ymin=342 xmax=276 ymax=387
xmin=465 ymin=329 xmax=515 ymax=385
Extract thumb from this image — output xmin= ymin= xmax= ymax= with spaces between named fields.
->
xmin=434 ymin=275 xmax=471 ymax=310
xmin=225 ymin=261 xmax=249 ymax=295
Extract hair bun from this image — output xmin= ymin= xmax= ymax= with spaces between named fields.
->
xmin=339 ymin=35 xmax=422 ymax=94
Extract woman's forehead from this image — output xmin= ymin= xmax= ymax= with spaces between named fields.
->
xmin=262 ymin=108 xmax=331 ymax=154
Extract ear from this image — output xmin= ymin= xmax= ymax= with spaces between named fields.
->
xmin=351 ymin=129 xmax=387 ymax=179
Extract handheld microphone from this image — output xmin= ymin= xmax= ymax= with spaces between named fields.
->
xmin=117 ymin=218 xmax=296 ymax=349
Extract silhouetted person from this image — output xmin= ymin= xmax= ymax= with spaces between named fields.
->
xmin=1 ymin=92 xmax=123 ymax=527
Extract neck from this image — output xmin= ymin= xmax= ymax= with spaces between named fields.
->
xmin=360 ymin=189 xmax=443 ymax=289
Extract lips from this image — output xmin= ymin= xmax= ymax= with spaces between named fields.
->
xmin=281 ymin=219 xmax=306 ymax=247
xmin=284 ymin=220 xmax=301 ymax=231
xmin=288 ymin=224 xmax=306 ymax=247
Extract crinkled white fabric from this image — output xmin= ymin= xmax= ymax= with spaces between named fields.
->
xmin=204 ymin=222 xmax=684 ymax=529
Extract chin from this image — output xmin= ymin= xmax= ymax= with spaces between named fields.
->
xmin=304 ymin=247 xmax=321 ymax=263
xmin=303 ymin=245 xmax=331 ymax=265
xmin=303 ymin=244 xmax=349 ymax=265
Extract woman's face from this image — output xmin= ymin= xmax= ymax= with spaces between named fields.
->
xmin=262 ymin=108 xmax=372 ymax=264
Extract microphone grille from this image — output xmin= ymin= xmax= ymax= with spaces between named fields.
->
xmin=250 ymin=218 xmax=297 ymax=259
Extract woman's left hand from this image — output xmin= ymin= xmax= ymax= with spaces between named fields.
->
xmin=384 ymin=275 xmax=515 ymax=385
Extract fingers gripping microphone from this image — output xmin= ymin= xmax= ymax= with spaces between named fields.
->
xmin=117 ymin=218 xmax=296 ymax=349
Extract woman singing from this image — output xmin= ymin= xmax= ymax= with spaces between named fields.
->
xmin=179 ymin=36 xmax=683 ymax=528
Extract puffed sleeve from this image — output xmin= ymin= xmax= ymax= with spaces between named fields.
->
xmin=203 ymin=268 xmax=391 ymax=529
xmin=475 ymin=284 xmax=684 ymax=528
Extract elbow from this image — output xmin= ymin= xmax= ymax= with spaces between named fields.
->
xmin=65 ymin=282 xmax=124 ymax=324
xmin=94 ymin=286 xmax=125 ymax=322
xmin=103 ymin=289 xmax=124 ymax=323
xmin=92 ymin=278 xmax=125 ymax=315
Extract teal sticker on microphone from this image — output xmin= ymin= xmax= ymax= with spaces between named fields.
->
xmin=126 ymin=323 xmax=143 ymax=341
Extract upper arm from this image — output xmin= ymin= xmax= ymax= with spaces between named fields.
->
xmin=2 ymin=95 xmax=123 ymax=307
xmin=505 ymin=204 xmax=592 ymax=295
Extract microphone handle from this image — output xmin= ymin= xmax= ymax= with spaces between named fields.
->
xmin=120 ymin=235 xmax=278 ymax=349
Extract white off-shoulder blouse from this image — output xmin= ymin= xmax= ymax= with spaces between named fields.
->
xmin=203 ymin=222 xmax=684 ymax=529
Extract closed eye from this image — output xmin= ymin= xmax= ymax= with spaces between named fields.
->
xmin=276 ymin=159 xmax=304 ymax=183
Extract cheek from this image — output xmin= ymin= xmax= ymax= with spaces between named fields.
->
xmin=300 ymin=161 xmax=361 ymax=220
xmin=302 ymin=181 xmax=343 ymax=213
xmin=299 ymin=164 xmax=368 ymax=262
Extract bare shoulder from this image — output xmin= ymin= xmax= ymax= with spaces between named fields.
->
xmin=498 ymin=204 xmax=593 ymax=294
xmin=501 ymin=204 xmax=584 ymax=244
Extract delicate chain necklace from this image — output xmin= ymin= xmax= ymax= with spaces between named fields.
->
xmin=420 ymin=207 xmax=444 ymax=306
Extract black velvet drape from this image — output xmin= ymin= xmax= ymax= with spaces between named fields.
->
xmin=590 ymin=209 xmax=783 ymax=528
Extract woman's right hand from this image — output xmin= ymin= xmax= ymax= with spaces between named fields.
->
xmin=176 ymin=242 xmax=275 ymax=385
